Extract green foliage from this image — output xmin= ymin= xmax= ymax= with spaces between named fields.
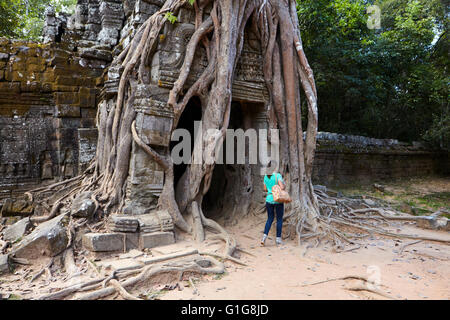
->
xmin=297 ymin=0 xmax=449 ymax=148
xmin=423 ymin=112 xmax=450 ymax=150
xmin=165 ymin=12 xmax=178 ymax=24
xmin=0 ymin=0 xmax=76 ymax=41
xmin=1 ymin=0 xmax=447 ymax=150
xmin=0 ymin=0 xmax=20 ymax=37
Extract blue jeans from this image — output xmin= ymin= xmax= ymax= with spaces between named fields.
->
xmin=264 ymin=202 xmax=284 ymax=238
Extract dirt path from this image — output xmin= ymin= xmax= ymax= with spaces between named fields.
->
xmin=1 ymin=214 xmax=448 ymax=300
xmin=161 ymin=215 xmax=450 ymax=300
xmin=1 ymin=178 xmax=449 ymax=300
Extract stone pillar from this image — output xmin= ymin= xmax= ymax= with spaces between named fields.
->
xmin=122 ymin=84 xmax=173 ymax=215
xmin=84 ymin=2 xmax=102 ymax=41
xmin=98 ymin=0 xmax=125 ymax=46
xmin=43 ymin=6 xmax=58 ymax=43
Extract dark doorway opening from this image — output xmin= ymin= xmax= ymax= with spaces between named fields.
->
xmin=202 ymin=101 xmax=246 ymax=222
xmin=170 ymin=96 xmax=203 ymax=189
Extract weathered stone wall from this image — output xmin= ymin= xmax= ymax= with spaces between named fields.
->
xmin=312 ymin=132 xmax=449 ymax=186
xmin=0 ymin=38 xmax=100 ymax=198
xmin=0 ymin=0 xmax=448 ymax=203
xmin=0 ymin=0 xmax=127 ymax=198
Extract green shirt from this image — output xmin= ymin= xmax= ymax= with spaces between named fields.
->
xmin=264 ymin=173 xmax=284 ymax=204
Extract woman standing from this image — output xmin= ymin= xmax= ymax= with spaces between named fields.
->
xmin=261 ymin=162 xmax=286 ymax=246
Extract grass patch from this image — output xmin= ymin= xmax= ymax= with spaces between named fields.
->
xmin=213 ymin=271 xmax=228 ymax=280
xmin=417 ymin=192 xmax=450 ymax=209
xmin=7 ymin=294 xmax=22 ymax=300
xmin=335 ymin=179 xmax=449 ymax=217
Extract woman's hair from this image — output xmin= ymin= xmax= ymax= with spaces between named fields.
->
xmin=266 ymin=160 xmax=278 ymax=176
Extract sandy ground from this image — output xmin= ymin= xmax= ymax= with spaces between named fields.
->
xmin=160 ymin=214 xmax=450 ymax=300
xmin=1 ymin=178 xmax=449 ymax=300
xmin=1 ymin=213 xmax=449 ymax=300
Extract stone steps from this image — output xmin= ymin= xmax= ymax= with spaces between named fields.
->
xmin=82 ymin=231 xmax=175 ymax=253
xmin=83 ymin=210 xmax=176 ymax=253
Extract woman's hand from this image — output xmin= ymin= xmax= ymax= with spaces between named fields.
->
xmin=278 ymin=180 xmax=286 ymax=190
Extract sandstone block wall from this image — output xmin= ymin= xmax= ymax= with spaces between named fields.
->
xmin=0 ymin=38 xmax=102 ymax=198
xmin=312 ymin=133 xmax=449 ymax=186
xmin=0 ymin=0 xmax=448 ymax=203
xmin=0 ymin=0 xmax=127 ymax=198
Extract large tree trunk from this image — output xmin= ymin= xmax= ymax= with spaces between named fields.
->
xmin=30 ymin=0 xmax=325 ymax=252
xmin=93 ymin=0 xmax=323 ymax=245
xmin=18 ymin=2 xmax=450 ymax=302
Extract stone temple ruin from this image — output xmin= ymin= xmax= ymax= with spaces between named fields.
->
xmin=0 ymin=0 xmax=449 ymax=260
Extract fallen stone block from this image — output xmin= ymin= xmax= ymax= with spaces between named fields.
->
xmin=82 ymin=233 xmax=124 ymax=252
xmin=140 ymin=232 xmax=175 ymax=249
xmin=12 ymin=214 xmax=68 ymax=259
xmin=78 ymin=47 xmax=112 ymax=62
xmin=138 ymin=210 xmax=174 ymax=233
xmin=0 ymin=254 xmax=11 ymax=275
xmin=3 ymin=218 xmax=32 ymax=242
xmin=108 ymin=215 xmax=139 ymax=233
xmin=0 ymin=199 xmax=34 ymax=217
xmin=71 ymin=191 xmax=96 ymax=218
xmin=123 ymin=233 xmax=139 ymax=251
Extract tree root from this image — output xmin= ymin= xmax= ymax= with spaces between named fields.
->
xmin=36 ymin=278 xmax=106 ymax=300
xmin=346 ymin=284 xmax=397 ymax=300
xmin=236 ymin=247 xmax=256 ymax=257
xmin=349 ymin=208 xmax=436 ymax=221
xmin=189 ymin=277 xmax=199 ymax=296
xmin=301 ymin=275 xmax=372 ymax=287
xmin=84 ymin=258 xmax=102 ymax=277
xmin=30 ymin=200 xmax=64 ymax=224
xmin=398 ymin=240 xmax=422 ymax=255
xmin=63 ymin=247 xmax=79 ymax=278
xmin=197 ymin=203 xmax=237 ymax=257
xmin=329 ymin=218 xmax=450 ymax=244
xmin=75 ymin=256 xmax=224 ymax=300
xmin=301 ymin=274 xmax=396 ymax=299
xmin=131 ymin=120 xmax=169 ymax=170
xmin=109 ymin=279 xmax=142 ymax=300
xmin=198 ymin=250 xmax=248 ymax=266
xmin=30 ymin=258 xmax=54 ymax=283
xmin=10 ymin=257 xmax=31 ymax=265
xmin=134 ymin=249 xmax=199 ymax=268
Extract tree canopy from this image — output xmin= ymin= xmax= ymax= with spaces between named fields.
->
xmin=0 ymin=0 xmax=448 ymax=149
xmin=297 ymin=0 xmax=449 ymax=149
xmin=0 ymin=0 xmax=76 ymax=40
